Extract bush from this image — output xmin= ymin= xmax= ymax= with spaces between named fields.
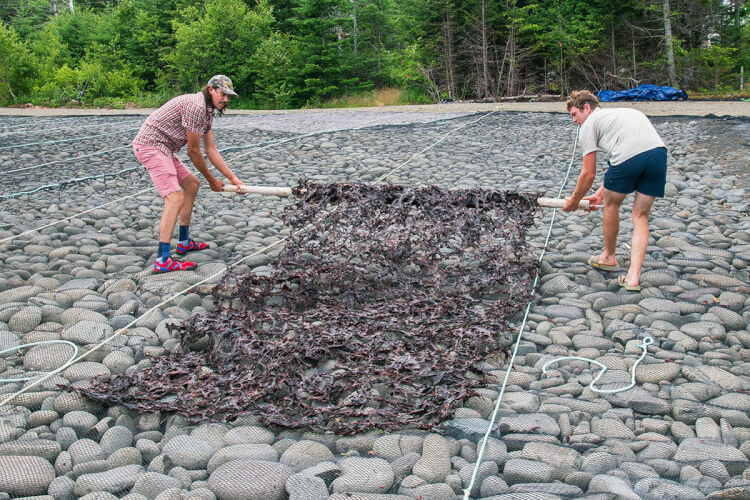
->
xmin=32 ymin=61 xmax=144 ymax=105
xmin=689 ymin=46 xmax=739 ymax=94
xmin=0 ymin=22 xmax=38 ymax=103
xmin=167 ymin=0 xmax=274 ymax=95
xmin=251 ymin=32 xmax=301 ymax=109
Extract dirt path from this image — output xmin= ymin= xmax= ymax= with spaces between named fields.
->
xmin=2 ymin=100 xmax=750 ymax=117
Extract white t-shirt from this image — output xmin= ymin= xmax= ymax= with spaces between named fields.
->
xmin=579 ymin=107 xmax=665 ymax=166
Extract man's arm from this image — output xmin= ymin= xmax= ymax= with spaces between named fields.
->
xmin=187 ymin=130 xmax=225 ymax=192
xmin=202 ymin=130 xmax=243 ymax=188
xmin=563 ymin=151 xmax=597 ymax=211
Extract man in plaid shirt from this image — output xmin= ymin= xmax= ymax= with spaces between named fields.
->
xmin=133 ymin=75 xmax=245 ymax=273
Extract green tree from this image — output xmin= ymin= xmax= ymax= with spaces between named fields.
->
xmin=251 ymin=31 xmax=302 ymax=108
xmin=692 ymin=45 xmax=738 ymax=93
xmin=524 ymin=0 xmax=606 ymax=94
xmin=111 ymin=0 xmax=179 ymax=87
xmin=289 ymin=0 xmax=372 ymax=104
xmin=0 ymin=22 xmax=37 ymax=102
xmin=1 ymin=0 xmax=52 ymax=40
xmin=168 ymin=0 xmax=274 ymax=94
xmin=390 ymin=0 xmax=460 ymax=99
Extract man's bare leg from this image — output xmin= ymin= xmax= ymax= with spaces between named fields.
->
xmin=159 ymin=190 xmax=184 ymax=244
xmin=624 ymin=191 xmax=655 ymax=287
xmin=595 ymin=188 xmax=627 ymax=267
xmin=177 ymin=174 xmax=200 ymax=227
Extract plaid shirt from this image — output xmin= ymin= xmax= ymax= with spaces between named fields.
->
xmin=133 ymin=93 xmax=214 ymax=155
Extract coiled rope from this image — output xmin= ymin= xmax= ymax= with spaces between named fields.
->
xmin=541 ymin=336 xmax=654 ymax=394
xmin=0 ymin=340 xmax=78 ymax=384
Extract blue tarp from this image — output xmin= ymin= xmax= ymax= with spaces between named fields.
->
xmin=597 ymin=84 xmax=688 ymax=102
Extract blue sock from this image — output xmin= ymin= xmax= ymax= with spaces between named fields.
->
xmin=157 ymin=242 xmax=171 ymax=263
xmin=178 ymin=225 xmax=190 ymax=245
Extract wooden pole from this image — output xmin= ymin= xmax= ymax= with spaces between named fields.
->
xmin=537 ymin=197 xmax=592 ymax=210
xmin=223 ymin=186 xmax=595 ymax=211
xmin=223 ymin=185 xmax=293 ymax=196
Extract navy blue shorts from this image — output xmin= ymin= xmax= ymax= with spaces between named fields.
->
xmin=604 ymin=147 xmax=667 ymax=197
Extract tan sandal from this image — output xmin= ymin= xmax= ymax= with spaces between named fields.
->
xmin=589 ymin=255 xmax=619 ymax=271
xmin=618 ymin=276 xmax=641 ymax=291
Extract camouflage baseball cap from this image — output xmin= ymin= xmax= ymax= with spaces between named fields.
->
xmin=207 ymin=75 xmax=238 ymax=97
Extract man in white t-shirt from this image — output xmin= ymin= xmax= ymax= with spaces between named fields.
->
xmin=563 ymin=90 xmax=667 ymax=291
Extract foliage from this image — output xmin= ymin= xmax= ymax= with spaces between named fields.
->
xmin=250 ymin=31 xmax=301 ymax=108
xmin=32 ymin=60 xmax=144 ymax=105
xmin=0 ymin=0 xmax=748 ymax=106
xmin=690 ymin=45 xmax=739 ymax=94
xmin=168 ymin=0 xmax=274 ymax=94
xmin=0 ymin=22 xmax=37 ymax=101
xmin=110 ymin=0 xmax=179 ymax=87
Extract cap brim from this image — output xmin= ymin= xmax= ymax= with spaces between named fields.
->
xmin=223 ymin=87 xmax=238 ymax=97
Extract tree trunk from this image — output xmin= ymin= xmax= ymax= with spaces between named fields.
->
xmin=376 ymin=38 xmax=381 ymax=73
xmin=735 ymin=0 xmax=741 ymax=31
xmin=735 ymin=0 xmax=742 ymax=52
xmin=51 ymin=0 xmax=57 ymax=15
xmin=68 ymin=0 xmax=74 ymax=13
xmin=507 ymin=17 xmax=516 ymax=96
xmin=559 ymin=43 xmax=564 ymax=95
xmin=444 ymin=6 xmax=456 ymax=100
xmin=352 ymin=0 xmax=358 ymax=56
xmin=611 ymin=19 xmax=616 ymax=76
xmin=494 ymin=42 xmax=505 ymax=95
xmin=3 ymin=67 xmax=17 ymax=102
xmin=663 ymin=0 xmax=676 ymax=86
xmin=481 ymin=0 xmax=489 ymax=98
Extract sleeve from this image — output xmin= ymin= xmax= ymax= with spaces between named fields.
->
xmin=181 ymin=99 xmax=207 ymax=135
xmin=578 ymin=121 xmax=598 ymax=157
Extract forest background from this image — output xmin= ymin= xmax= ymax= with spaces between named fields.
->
xmin=0 ymin=0 xmax=748 ymax=109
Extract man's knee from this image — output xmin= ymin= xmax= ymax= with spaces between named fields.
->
xmin=603 ymin=189 xmax=627 ymax=208
xmin=182 ymin=175 xmax=200 ymax=195
xmin=632 ymin=192 xmax=655 ymax=219
xmin=164 ymin=190 xmax=184 ymax=208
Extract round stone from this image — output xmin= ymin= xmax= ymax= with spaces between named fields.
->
xmin=208 ymin=459 xmax=293 ymax=500
xmin=162 ymin=435 xmax=215 ymax=470
xmin=280 ymin=440 xmax=334 ymax=471
xmin=0 ymin=455 xmax=55 ymax=496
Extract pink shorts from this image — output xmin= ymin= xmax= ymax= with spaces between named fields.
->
xmin=133 ymin=144 xmax=194 ymax=197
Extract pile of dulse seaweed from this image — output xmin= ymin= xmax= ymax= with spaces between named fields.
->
xmin=74 ymin=182 xmax=541 ymax=434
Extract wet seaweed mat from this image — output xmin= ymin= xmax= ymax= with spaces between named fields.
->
xmin=71 ymin=182 xmax=542 ymax=434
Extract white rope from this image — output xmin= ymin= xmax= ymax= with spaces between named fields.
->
xmin=0 ymin=187 xmax=153 ymax=245
xmin=4 ymin=145 xmax=131 ymax=175
xmin=0 ymin=238 xmax=287 ymax=406
xmin=0 ymin=340 xmax=78 ymax=383
xmin=0 ymin=118 xmax=140 ymax=138
xmin=375 ymin=112 xmax=498 ymax=184
xmin=0 ymin=127 xmax=140 ymax=151
xmin=0 ymin=109 xmax=497 ymax=407
xmin=227 ymin=111 xmax=431 ymax=162
xmin=0 ymin=116 xmax=126 ymax=135
xmin=541 ymin=337 xmax=654 ymax=393
xmin=462 ymin=125 xmax=580 ymax=500
xmin=0 ymin=166 xmax=142 ymax=199
xmin=0 ymin=111 xmax=450 ymax=232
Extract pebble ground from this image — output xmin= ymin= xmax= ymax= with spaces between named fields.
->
xmin=0 ymin=108 xmax=748 ymax=500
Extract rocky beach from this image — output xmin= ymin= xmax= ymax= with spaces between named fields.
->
xmin=0 ymin=105 xmax=748 ymax=500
